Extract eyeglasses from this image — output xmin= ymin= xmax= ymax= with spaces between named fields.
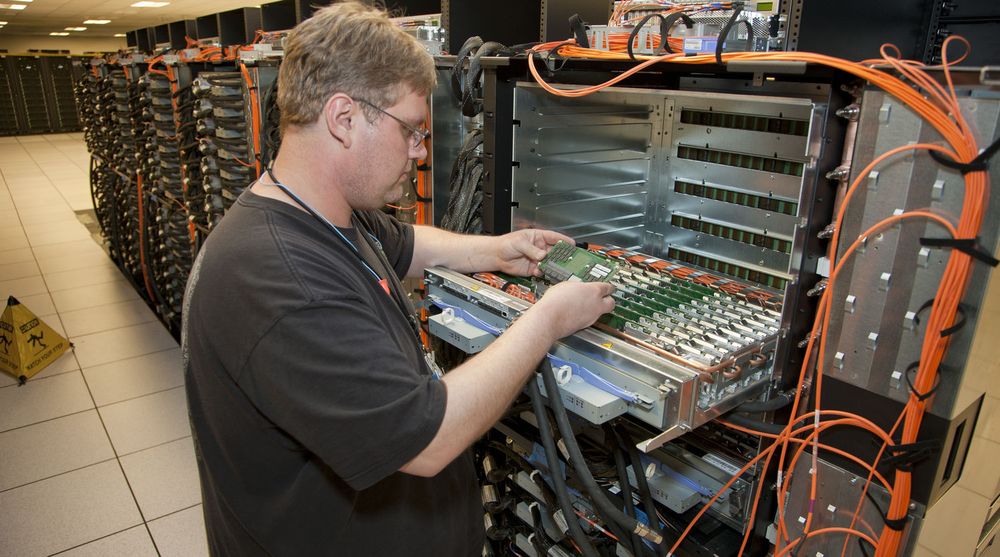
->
xmin=356 ymin=98 xmax=430 ymax=149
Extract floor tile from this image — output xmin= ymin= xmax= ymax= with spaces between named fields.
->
xmin=0 ymin=232 xmax=28 ymax=250
xmin=917 ymin=485 xmax=988 ymax=556
xmin=71 ymin=320 xmax=176 ymax=368
xmin=0 ymin=246 xmax=34 ymax=264
xmin=0 ymin=371 xmax=93 ymax=432
xmin=0 ymin=274 xmax=48 ymax=299
xmin=911 ymin=545 xmax=943 ymax=557
xmin=0 ymin=460 xmax=143 ymax=556
xmin=0 ymin=209 xmax=19 ymax=224
xmin=5 ymin=290 xmax=56 ymax=317
xmin=10 ymin=194 xmax=69 ymax=210
xmin=0 ymin=225 xmax=27 ymax=242
xmin=82 ymin=348 xmax=183 ymax=407
xmin=31 ymin=238 xmax=107 ymax=261
xmin=121 ymin=437 xmax=201 ymax=520
xmin=16 ymin=210 xmax=81 ymax=226
xmin=53 ymin=525 xmax=157 ymax=557
xmin=0 ymin=348 xmax=78 ymax=388
xmin=99 ymin=386 xmax=190 ymax=455
xmin=977 ymin=396 xmax=1000 ymax=444
xmin=13 ymin=204 xmax=76 ymax=221
xmin=0 ymin=409 xmax=114 ymax=491
xmin=43 ymin=262 xmax=127 ymax=292
xmin=50 ymin=279 xmax=140 ymax=313
xmin=36 ymin=249 xmax=112 ymax=274
xmin=27 ymin=226 xmax=94 ymax=247
xmin=958 ymin=435 xmax=1000 ymax=499
xmin=0 ymin=260 xmax=39 ymax=281
xmin=21 ymin=219 xmax=88 ymax=238
xmin=59 ymin=299 xmax=157 ymax=337
xmin=148 ymin=505 xmax=209 ymax=557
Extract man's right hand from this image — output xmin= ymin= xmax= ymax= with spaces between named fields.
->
xmin=530 ymin=281 xmax=616 ymax=339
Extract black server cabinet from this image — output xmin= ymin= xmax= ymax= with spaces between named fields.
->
xmin=0 ymin=58 xmax=21 ymax=134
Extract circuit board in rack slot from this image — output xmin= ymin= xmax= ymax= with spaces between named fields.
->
xmin=538 ymin=241 xmax=620 ymax=283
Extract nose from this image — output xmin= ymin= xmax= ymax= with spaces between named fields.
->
xmin=411 ymin=140 xmax=428 ymax=161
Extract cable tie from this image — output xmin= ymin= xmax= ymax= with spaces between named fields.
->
xmin=929 ymin=135 xmax=1000 ymax=175
xmin=918 ymin=236 xmax=999 ymax=267
xmin=879 ymin=439 xmax=941 ymax=473
xmin=568 ymin=13 xmax=589 ymax=49
xmin=912 ymin=298 xmax=971 ymax=337
xmin=863 ymin=490 xmax=909 ymax=532
xmin=903 ymin=360 xmax=944 ymax=402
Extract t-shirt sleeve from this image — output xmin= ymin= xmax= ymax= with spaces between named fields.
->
xmin=356 ymin=210 xmax=413 ymax=279
xmin=240 ymin=298 xmax=446 ymax=491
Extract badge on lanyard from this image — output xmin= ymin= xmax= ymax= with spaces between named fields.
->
xmin=424 ymin=350 xmax=444 ymax=380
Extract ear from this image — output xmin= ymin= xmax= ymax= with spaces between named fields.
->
xmin=322 ymin=93 xmax=357 ymax=148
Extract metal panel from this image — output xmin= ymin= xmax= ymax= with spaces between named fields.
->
xmin=779 ymin=457 xmax=916 ymax=557
xmin=429 ymin=60 xmax=476 ymax=227
xmin=824 ymin=91 xmax=1000 ymax=414
xmin=672 ymin=124 xmax=810 ymax=162
xmin=664 ymin=227 xmax=792 ymax=278
xmin=667 ymin=192 xmax=799 ymax=239
xmin=512 ymin=84 xmax=665 ymax=249
xmin=667 ymin=159 xmax=805 ymax=202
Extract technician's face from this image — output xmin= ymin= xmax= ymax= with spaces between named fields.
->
xmin=352 ymin=90 xmax=429 ymax=209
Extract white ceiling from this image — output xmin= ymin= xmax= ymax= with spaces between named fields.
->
xmin=0 ymin=0 xmax=275 ymax=36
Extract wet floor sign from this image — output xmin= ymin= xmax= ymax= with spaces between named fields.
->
xmin=0 ymin=296 xmax=71 ymax=385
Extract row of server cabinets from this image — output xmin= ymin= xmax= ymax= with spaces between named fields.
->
xmin=75 ymin=54 xmax=280 ymax=336
xmin=78 ymin=0 xmax=440 ymax=336
xmin=0 ymin=55 xmax=88 ymax=135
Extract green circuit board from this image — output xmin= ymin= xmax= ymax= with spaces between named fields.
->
xmin=539 ymin=241 xmax=619 ymax=283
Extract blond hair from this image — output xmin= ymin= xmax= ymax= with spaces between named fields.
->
xmin=277 ymin=1 xmax=436 ymax=132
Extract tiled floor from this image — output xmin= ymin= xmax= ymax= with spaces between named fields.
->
xmin=0 ymin=134 xmax=207 ymax=557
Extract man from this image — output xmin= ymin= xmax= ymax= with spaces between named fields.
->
xmin=182 ymin=2 xmax=615 ymax=555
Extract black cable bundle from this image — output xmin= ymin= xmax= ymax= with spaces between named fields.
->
xmin=260 ymin=77 xmax=282 ymax=169
xmin=440 ymin=128 xmax=484 ymax=233
xmin=537 ymin=359 xmax=665 ymax=549
xmin=528 ymin=379 xmax=601 ymax=557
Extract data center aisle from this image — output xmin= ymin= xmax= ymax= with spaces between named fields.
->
xmin=0 ymin=134 xmax=208 ymax=557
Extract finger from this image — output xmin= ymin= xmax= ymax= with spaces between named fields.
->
xmin=520 ymin=238 xmax=548 ymax=262
xmin=599 ymin=282 xmax=616 ymax=296
xmin=538 ymin=229 xmax=574 ymax=247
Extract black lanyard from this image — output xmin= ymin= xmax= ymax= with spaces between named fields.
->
xmin=263 ymin=168 xmax=422 ymax=343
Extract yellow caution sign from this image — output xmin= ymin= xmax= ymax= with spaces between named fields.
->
xmin=0 ymin=296 xmax=72 ymax=384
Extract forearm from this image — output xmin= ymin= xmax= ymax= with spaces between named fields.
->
xmin=400 ymin=308 xmax=555 ymax=476
xmin=407 ymin=226 xmax=499 ymax=278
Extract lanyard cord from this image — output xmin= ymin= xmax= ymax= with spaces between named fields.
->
xmin=265 ymin=167 xmax=383 ymax=284
xmin=262 ymin=167 xmax=422 ymax=342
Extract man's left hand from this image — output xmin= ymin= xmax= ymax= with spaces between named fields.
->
xmin=493 ymin=229 xmax=574 ymax=277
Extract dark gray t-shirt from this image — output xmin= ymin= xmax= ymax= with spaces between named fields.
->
xmin=182 ymin=190 xmax=482 ymax=556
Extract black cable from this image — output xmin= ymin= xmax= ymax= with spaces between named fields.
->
xmin=538 ymin=359 xmax=662 ymax=545
xmin=715 ymin=3 xmax=745 ymax=65
xmin=528 ymin=379 xmax=600 ymax=557
xmin=615 ymin=425 xmax=671 ymax=555
xmin=528 ymin=503 xmax=552 ymax=554
xmin=608 ymin=425 xmax=642 ymax=556
xmin=735 ymin=391 xmax=794 ymax=413
xmin=726 ymin=412 xmax=786 ymax=436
